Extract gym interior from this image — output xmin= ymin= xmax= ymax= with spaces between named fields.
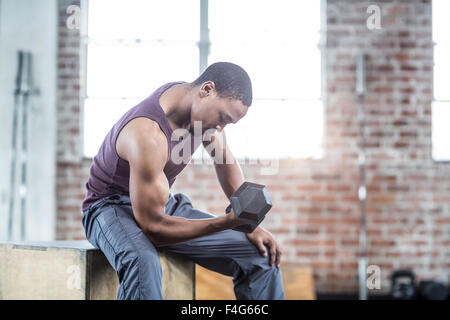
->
xmin=0 ymin=0 xmax=449 ymax=300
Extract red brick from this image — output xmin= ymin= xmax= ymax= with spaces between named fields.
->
xmin=297 ymin=206 xmax=322 ymax=214
xmin=296 ymin=185 xmax=322 ymax=192
xmin=287 ymin=239 xmax=336 ymax=246
xmin=311 ymin=195 xmax=337 ymax=203
xmin=296 ymin=251 xmax=320 ymax=258
xmin=369 ymin=195 xmax=396 ymax=204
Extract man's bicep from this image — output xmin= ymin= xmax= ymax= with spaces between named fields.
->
xmin=129 ymin=167 xmax=169 ymax=230
xmin=126 ymin=130 xmax=170 ymax=232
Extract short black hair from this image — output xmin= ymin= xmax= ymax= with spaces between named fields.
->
xmin=191 ymin=62 xmax=253 ymax=107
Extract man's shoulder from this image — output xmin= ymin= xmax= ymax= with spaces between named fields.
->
xmin=117 ymin=117 xmax=168 ymax=161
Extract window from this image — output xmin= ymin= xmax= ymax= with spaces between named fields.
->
xmin=82 ymin=0 xmax=200 ymax=157
xmin=207 ymin=0 xmax=323 ymax=160
xmin=83 ymin=0 xmax=323 ymax=160
xmin=432 ymin=0 xmax=450 ymax=161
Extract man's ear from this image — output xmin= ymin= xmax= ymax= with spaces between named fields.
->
xmin=200 ymin=81 xmax=216 ymax=97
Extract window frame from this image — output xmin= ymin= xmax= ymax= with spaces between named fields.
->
xmin=432 ymin=0 xmax=450 ymax=162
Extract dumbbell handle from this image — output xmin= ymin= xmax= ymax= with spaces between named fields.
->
xmin=225 ymin=204 xmax=262 ymax=233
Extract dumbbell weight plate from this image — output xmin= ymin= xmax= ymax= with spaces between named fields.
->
xmin=233 ymin=215 xmax=266 ymax=233
xmin=231 ymin=182 xmax=272 ymax=222
xmin=225 ymin=182 xmax=272 ymax=233
xmin=225 ymin=204 xmax=266 ymax=233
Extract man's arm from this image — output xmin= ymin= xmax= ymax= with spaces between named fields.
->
xmin=203 ymin=130 xmax=245 ymax=199
xmin=202 ymin=129 xmax=283 ymax=267
xmin=116 ymin=118 xmax=243 ymax=247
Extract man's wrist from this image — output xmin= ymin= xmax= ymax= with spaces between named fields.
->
xmin=212 ymin=214 xmax=233 ymax=232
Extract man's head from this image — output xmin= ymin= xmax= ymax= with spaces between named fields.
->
xmin=189 ymin=62 xmax=252 ymax=133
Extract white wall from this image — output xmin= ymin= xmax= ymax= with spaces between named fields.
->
xmin=0 ymin=0 xmax=57 ymax=241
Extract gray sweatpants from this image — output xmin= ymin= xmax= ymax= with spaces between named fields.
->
xmin=81 ymin=193 xmax=285 ymax=300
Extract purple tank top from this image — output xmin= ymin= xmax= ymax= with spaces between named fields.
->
xmin=81 ymin=81 xmax=201 ymax=212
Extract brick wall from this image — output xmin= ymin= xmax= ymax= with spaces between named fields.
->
xmin=56 ymin=0 xmax=85 ymax=240
xmin=55 ymin=0 xmax=450 ymax=293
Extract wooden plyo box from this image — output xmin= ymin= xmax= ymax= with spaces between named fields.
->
xmin=0 ymin=241 xmax=194 ymax=300
xmin=195 ymin=264 xmax=316 ymax=300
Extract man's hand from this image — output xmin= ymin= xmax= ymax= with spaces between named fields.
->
xmin=225 ymin=207 xmax=249 ymax=229
xmin=246 ymin=227 xmax=282 ymax=268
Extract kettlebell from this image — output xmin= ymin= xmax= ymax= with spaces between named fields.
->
xmin=391 ymin=269 xmax=417 ymax=300
xmin=418 ymin=280 xmax=448 ymax=300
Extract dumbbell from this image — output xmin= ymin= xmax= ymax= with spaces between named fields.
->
xmin=225 ymin=181 xmax=272 ymax=233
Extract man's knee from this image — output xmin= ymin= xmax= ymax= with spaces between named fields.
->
xmin=234 ymin=243 xmax=280 ymax=280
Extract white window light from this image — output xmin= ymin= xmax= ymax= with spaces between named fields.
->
xmin=432 ymin=0 xmax=450 ymax=161
xmin=83 ymin=0 xmax=323 ymax=160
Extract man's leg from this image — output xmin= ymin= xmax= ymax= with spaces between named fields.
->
xmin=82 ymin=196 xmax=163 ymax=300
xmin=160 ymin=193 xmax=285 ymax=300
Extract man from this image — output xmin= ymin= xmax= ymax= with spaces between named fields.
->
xmin=81 ymin=62 xmax=285 ymax=300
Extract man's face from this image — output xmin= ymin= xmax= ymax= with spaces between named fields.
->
xmin=190 ymin=82 xmax=248 ymax=134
